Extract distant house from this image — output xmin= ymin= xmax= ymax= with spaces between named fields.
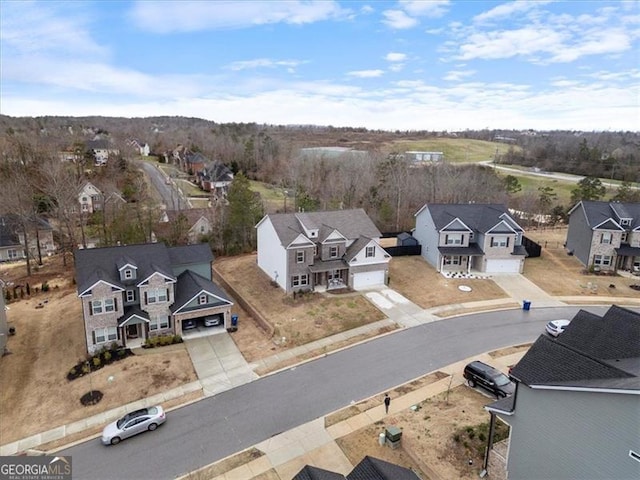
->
xmin=0 ymin=215 xmax=55 ymax=261
xmin=566 ymin=200 xmax=640 ymax=273
xmin=413 ymin=203 xmax=527 ymax=274
xmin=404 ymin=151 xmax=444 ymax=164
xmin=197 ymin=161 xmax=234 ymax=196
xmin=155 ymin=208 xmax=213 ymax=245
xmin=256 ymin=209 xmax=390 ymax=293
xmin=128 ymin=139 xmax=150 ymax=157
xmin=77 ymin=182 xmax=125 ymax=214
xmin=180 ymin=151 xmax=208 ymax=175
xmin=74 ymin=243 xmax=233 ymax=354
xmin=293 ymin=456 xmax=421 ymax=480
xmin=485 ymin=305 xmax=640 ymax=479
xmin=86 ymin=139 xmax=119 ymax=166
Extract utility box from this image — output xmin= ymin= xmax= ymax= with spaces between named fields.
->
xmin=385 ymin=426 xmax=402 ymax=449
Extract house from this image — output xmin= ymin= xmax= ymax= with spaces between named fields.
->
xmin=256 ymin=209 xmax=390 ymax=293
xmin=155 ymin=208 xmax=213 ymax=245
xmin=566 ymin=200 xmax=640 ymax=273
xmin=128 ymin=139 xmax=150 ymax=156
xmin=413 ymin=203 xmax=527 ymax=274
xmin=484 ymin=305 xmax=640 ymax=479
xmin=0 ymin=215 xmax=55 ymax=261
xmin=197 ymin=161 xmax=234 ymax=197
xmin=293 ymin=456 xmax=421 ymax=480
xmin=86 ymin=139 xmax=119 ymax=166
xmin=78 ymin=182 xmax=103 ymax=214
xmin=74 ymin=242 xmax=233 ymax=354
xmin=180 ymin=151 xmax=208 ymax=175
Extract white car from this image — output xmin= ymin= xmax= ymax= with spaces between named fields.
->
xmin=545 ymin=319 xmax=571 ymax=337
xmin=101 ymin=406 xmax=166 ymax=445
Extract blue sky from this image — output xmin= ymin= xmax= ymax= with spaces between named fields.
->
xmin=1 ymin=0 xmax=638 ymax=131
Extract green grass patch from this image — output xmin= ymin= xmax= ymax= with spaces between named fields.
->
xmin=249 ymin=180 xmax=286 ymax=213
xmin=387 ymin=138 xmax=519 ymax=163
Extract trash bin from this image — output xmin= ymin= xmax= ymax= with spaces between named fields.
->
xmin=522 ymin=300 xmax=531 ymax=311
xmin=227 ymin=314 xmax=238 ymax=332
xmin=378 ymin=432 xmax=386 ymax=446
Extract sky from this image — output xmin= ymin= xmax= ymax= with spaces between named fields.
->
xmin=1 ymin=0 xmax=639 ymax=131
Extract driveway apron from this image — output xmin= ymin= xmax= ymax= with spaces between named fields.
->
xmin=184 ymin=333 xmax=258 ymax=397
xmin=491 ymin=274 xmax=566 ymax=307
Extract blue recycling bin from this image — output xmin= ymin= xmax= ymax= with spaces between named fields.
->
xmin=231 ymin=314 xmax=238 ymax=327
xmin=522 ymin=300 xmax=531 ymax=311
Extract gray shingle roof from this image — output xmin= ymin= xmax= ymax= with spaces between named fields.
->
xmin=510 ymin=306 xmax=640 ymax=390
xmin=293 ymin=465 xmax=347 ymax=480
xmin=345 ymin=236 xmax=373 ymax=261
xmin=422 ymin=204 xmax=523 ymax=234
xmin=347 ymin=456 xmax=421 ymax=480
xmin=578 ymin=201 xmax=640 ymax=229
xmin=168 ymin=243 xmax=213 ymax=266
xmin=265 ymin=209 xmax=381 ymax=247
xmin=172 ymin=270 xmax=232 ymax=313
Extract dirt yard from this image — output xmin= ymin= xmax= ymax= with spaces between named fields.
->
xmin=0 ymin=257 xmax=198 ymax=445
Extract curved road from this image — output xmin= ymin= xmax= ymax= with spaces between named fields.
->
xmin=61 ymin=305 xmax=619 ymax=479
xmin=138 ymin=161 xmax=189 ymax=210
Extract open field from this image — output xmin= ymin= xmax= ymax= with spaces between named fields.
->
xmin=386 ymin=138 xmax=518 ymax=163
xmin=249 ymin=180 xmax=287 ymax=214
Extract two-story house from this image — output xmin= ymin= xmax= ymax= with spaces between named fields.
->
xmin=74 ymin=243 xmax=233 ymax=354
xmin=197 ymin=161 xmax=234 ymax=197
xmin=0 ymin=215 xmax=55 ymax=262
xmin=256 ymin=209 xmax=390 ymax=293
xmin=566 ymin=200 xmax=640 ymax=273
xmin=78 ymin=182 xmax=103 ymax=214
xmin=484 ymin=305 xmax=640 ymax=479
xmin=413 ymin=203 xmax=527 ymax=274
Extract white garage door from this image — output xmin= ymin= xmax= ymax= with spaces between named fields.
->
xmin=486 ymin=259 xmax=520 ymax=273
xmin=352 ymin=270 xmax=386 ymax=290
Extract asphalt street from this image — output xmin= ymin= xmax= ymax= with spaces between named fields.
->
xmin=60 ymin=305 xmax=614 ymax=479
xmin=138 ymin=160 xmax=188 ymax=210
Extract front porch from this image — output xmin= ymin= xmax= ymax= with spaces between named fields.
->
xmin=309 ymin=260 xmax=348 ymax=291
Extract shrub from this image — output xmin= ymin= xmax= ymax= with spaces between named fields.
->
xmin=41 ymin=282 xmax=50 ymax=292
xmin=102 ymin=350 xmax=112 ymax=362
xmin=81 ymin=363 xmax=90 ymax=375
xmin=92 ymin=356 xmax=101 ymax=368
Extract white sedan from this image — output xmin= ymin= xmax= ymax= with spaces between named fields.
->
xmin=101 ymin=406 xmax=166 ymax=445
xmin=545 ymin=319 xmax=571 ymax=337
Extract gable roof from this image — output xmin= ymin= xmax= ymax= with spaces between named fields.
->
xmin=509 ymin=306 xmax=640 ymax=391
xmin=293 ymin=466 xmax=347 ymax=480
xmin=347 ymin=456 xmax=421 ymax=480
xmin=172 ymin=270 xmax=232 ymax=313
xmin=570 ymin=201 xmax=640 ymax=229
xmin=262 ymin=209 xmax=381 ymax=247
xmin=164 ymin=209 xmax=211 ymax=227
xmin=200 ymin=161 xmax=233 ymax=182
xmin=419 ymin=204 xmax=523 ymax=234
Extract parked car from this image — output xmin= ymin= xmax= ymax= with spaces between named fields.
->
xmin=204 ymin=315 xmax=222 ymax=327
xmin=463 ymin=361 xmax=515 ymax=398
xmin=545 ymin=319 xmax=571 ymax=337
xmin=182 ymin=319 xmax=197 ymax=330
xmin=101 ymin=406 xmax=166 ymax=445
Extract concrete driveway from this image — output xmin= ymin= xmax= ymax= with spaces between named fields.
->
xmin=184 ymin=332 xmax=257 ymax=397
xmin=490 ymin=274 xmax=566 ymax=307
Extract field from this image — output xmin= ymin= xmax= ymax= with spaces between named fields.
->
xmin=386 ymin=138 xmax=518 ymax=163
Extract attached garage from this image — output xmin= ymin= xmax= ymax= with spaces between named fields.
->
xmin=352 ymin=270 xmax=386 ymax=290
xmin=485 ymin=259 xmax=521 ymax=273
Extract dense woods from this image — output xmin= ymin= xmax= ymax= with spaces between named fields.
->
xmin=0 ymin=115 xmax=638 ymax=259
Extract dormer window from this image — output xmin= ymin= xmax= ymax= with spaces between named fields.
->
xmin=330 ymin=246 xmax=339 ymax=258
xmin=365 ymin=246 xmax=375 ymax=258
xmin=621 ymin=219 xmax=631 ymax=226
xmin=198 ymin=294 xmax=207 ymax=305
xmin=124 ymin=269 xmax=133 ymax=279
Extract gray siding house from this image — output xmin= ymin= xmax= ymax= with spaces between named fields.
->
xmin=413 ymin=203 xmax=527 ymax=274
xmin=566 ymin=200 xmax=640 ymax=273
xmin=485 ymin=305 xmax=640 ymax=479
xmin=75 ymin=243 xmax=233 ymax=354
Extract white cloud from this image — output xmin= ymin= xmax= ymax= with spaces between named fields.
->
xmin=548 ymin=29 xmax=632 ymax=62
xmin=347 ymin=69 xmax=385 ymax=78
xmin=385 ymin=52 xmax=407 ymax=62
xmin=226 ymin=58 xmax=304 ymax=71
xmin=382 ymin=10 xmax=418 ymax=29
xmin=128 ymin=0 xmax=351 ymax=33
xmin=400 ymin=0 xmax=450 ymax=18
xmin=443 ymin=69 xmax=476 ymax=81
xmin=360 ymin=5 xmax=375 ymax=15
xmin=458 ymin=27 xmax=566 ymax=60
xmin=474 ymin=1 xmax=551 ymax=23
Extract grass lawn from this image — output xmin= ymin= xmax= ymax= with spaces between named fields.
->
xmin=249 ymin=180 xmax=287 ymax=214
xmin=386 ymin=138 xmax=518 ymax=163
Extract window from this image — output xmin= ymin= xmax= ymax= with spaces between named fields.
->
xmin=600 ymin=232 xmax=612 ymax=244
xmin=94 ymin=326 xmax=117 ymax=344
xmin=124 ymin=269 xmax=133 ymax=279
xmin=198 ymin=294 xmax=207 ymax=305
xmin=150 ymin=316 xmax=170 ymax=331
xmin=444 ymin=256 xmax=461 ymax=265
xmin=621 ymin=219 xmax=631 ymax=226
xmin=291 ymin=274 xmax=309 ymax=287
xmin=296 ymin=251 xmax=305 ymax=263
xmin=200 ymin=225 xmax=206 ymax=233
xmin=126 ymin=290 xmax=136 ymax=303
xmin=91 ymin=300 xmax=103 ymax=314
xmin=445 ymin=234 xmax=462 ymax=245
xmin=7 ymin=249 xmax=20 ymax=259
xmin=491 ymin=236 xmax=509 ymax=247
xmin=81 ymin=203 xmax=89 ymax=212
xmin=104 ymin=298 xmax=116 ymax=313
xmin=147 ymin=288 xmax=168 ymax=304
xmin=621 ymin=232 xmax=628 ymax=243
xmin=82 ymin=196 xmax=88 ymax=202
xmin=314 ymin=245 xmax=318 ymax=257
xmin=593 ymin=255 xmax=612 ymax=266
xmin=365 ymin=246 xmax=375 ymax=258
xmin=330 ymin=246 xmax=339 ymax=258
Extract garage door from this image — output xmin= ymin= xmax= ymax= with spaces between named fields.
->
xmin=352 ymin=270 xmax=386 ymax=290
xmin=486 ymin=259 xmax=520 ymax=273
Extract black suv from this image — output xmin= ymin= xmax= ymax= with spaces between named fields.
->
xmin=463 ymin=361 xmax=515 ymax=398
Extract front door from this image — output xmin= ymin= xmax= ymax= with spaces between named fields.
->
xmin=127 ymin=324 xmax=139 ymax=339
